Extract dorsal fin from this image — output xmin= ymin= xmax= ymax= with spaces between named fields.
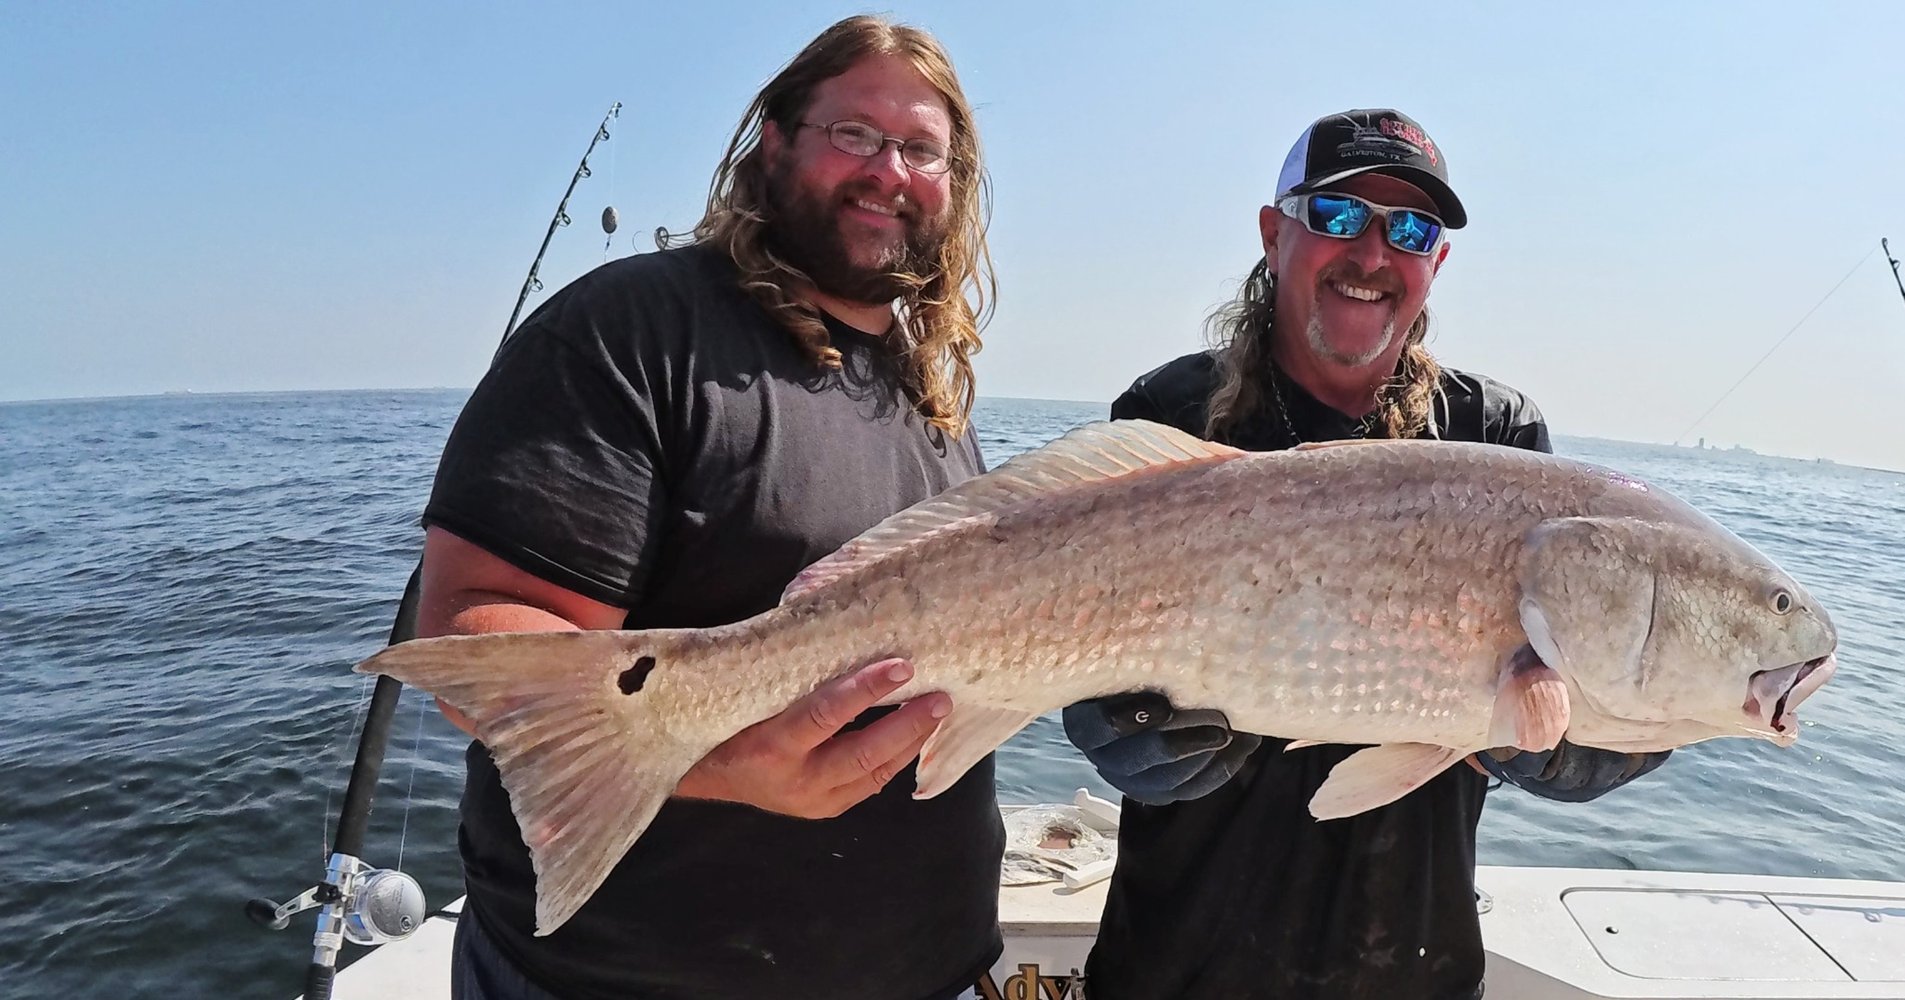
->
xmin=780 ymin=419 xmax=1242 ymax=602
xmin=1292 ymin=439 xmax=1390 ymax=451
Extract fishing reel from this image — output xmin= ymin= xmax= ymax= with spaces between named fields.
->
xmin=248 ymin=853 xmax=427 ymax=947
xmin=249 ymin=571 xmax=433 ymax=998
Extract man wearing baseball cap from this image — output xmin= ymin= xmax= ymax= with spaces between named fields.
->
xmin=1062 ymin=109 xmax=1672 ymax=999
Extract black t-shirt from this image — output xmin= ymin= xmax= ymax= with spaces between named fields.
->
xmin=1085 ymin=350 xmax=1551 ymax=1000
xmin=422 ymin=243 xmax=1004 ymax=1000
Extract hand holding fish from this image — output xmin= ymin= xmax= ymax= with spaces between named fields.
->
xmin=1475 ymin=741 xmax=1672 ymax=801
xmin=673 ymin=657 xmax=952 ymax=818
xmin=1063 ymin=693 xmax=1263 ymax=805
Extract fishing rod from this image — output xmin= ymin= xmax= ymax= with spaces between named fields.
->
xmin=247 ymin=102 xmax=626 ymax=1000
xmin=1886 ymin=238 xmax=1904 ymax=308
xmin=500 ymin=101 xmax=623 ymax=355
xmin=1672 ymin=241 xmax=1882 ymax=446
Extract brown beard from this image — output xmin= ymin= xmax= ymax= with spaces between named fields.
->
xmin=762 ymin=154 xmax=948 ymax=304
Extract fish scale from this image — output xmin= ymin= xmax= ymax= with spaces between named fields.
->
xmin=359 ymin=419 xmax=1838 ymax=935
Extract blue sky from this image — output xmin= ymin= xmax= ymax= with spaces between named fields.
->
xmin=4 ymin=2 xmax=1903 ymax=469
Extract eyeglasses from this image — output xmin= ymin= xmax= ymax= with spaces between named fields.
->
xmin=1277 ymin=192 xmax=1446 ymax=256
xmin=799 ymin=120 xmax=953 ymax=175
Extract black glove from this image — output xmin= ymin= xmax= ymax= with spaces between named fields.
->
xmin=1062 ymin=692 xmax=1261 ymax=805
xmin=1478 ymin=740 xmax=1670 ymax=802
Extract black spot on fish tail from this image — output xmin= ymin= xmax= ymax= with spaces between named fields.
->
xmin=619 ymin=656 xmax=656 ymax=695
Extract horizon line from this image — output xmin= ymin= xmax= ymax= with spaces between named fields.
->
xmin=2 ymin=386 xmax=1897 ymax=475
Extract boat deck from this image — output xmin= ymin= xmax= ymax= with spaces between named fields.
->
xmin=313 ymin=795 xmax=1905 ymax=999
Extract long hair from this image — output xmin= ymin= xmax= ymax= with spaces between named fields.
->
xmin=658 ymin=15 xmax=993 ymax=437
xmin=1204 ymin=258 xmax=1442 ymax=441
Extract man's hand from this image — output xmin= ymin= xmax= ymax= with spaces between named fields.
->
xmin=674 ymin=658 xmax=951 ymax=819
xmin=1474 ymin=740 xmax=1671 ymax=802
xmin=1063 ymin=691 xmax=1260 ymax=805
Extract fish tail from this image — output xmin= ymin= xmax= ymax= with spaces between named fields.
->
xmin=354 ymin=627 xmax=726 ymax=935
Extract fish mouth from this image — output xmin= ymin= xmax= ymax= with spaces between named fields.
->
xmin=1744 ymin=654 xmax=1837 ymax=742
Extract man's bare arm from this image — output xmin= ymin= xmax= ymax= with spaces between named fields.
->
xmin=414 ymin=526 xmax=949 ymax=817
xmin=416 ymin=526 xmax=626 ymax=733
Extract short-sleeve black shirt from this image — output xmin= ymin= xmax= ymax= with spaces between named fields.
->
xmin=422 ymin=243 xmax=1004 ymax=1000
xmin=1084 ymin=350 xmax=1551 ymax=1000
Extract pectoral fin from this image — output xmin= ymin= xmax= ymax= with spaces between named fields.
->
xmin=1490 ymin=643 xmax=1571 ymax=753
xmin=1307 ymin=743 xmax=1468 ymax=820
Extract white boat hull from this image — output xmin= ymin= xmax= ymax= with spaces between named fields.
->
xmin=315 ymin=795 xmax=1905 ymax=999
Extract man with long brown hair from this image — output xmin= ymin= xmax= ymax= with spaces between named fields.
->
xmin=414 ymin=16 xmax=1002 ymax=999
xmin=1064 ymin=109 xmax=1672 ymax=999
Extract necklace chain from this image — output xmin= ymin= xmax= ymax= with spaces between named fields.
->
xmin=1269 ymin=367 xmax=1377 ymax=447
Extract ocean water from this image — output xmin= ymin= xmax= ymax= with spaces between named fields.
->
xmin=1 ymin=389 xmax=1900 ymax=999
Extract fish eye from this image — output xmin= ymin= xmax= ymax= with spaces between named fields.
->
xmin=1770 ymin=589 xmax=1794 ymax=615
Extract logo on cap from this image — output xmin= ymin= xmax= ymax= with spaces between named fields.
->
xmin=1378 ymin=117 xmax=1438 ymax=166
xmin=1333 ymin=116 xmax=1439 ymax=168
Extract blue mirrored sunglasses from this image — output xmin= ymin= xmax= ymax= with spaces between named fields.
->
xmin=1277 ymin=192 xmax=1446 ymax=256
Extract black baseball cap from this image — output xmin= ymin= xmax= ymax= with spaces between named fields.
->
xmin=1274 ymin=109 xmax=1466 ymax=228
